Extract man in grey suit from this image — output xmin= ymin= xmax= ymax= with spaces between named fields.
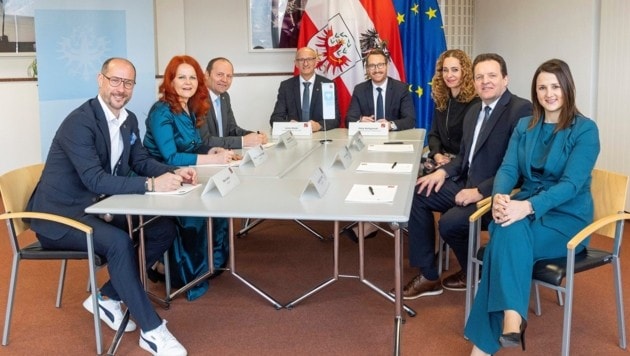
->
xmin=199 ymin=57 xmax=268 ymax=149
xmin=269 ymin=47 xmax=340 ymax=131
xmin=346 ymin=48 xmax=416 ymax=131
xmin=27 ymin=58 xmax=190 ymax=355
xmin=399 ymin=53 xmax=532 ymax=299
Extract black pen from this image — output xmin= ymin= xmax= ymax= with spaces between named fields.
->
xmin=384 ymin=141 xmax=403 ymax=144
xmin=391 ymin=161 xmax=398 ymax=169
xmin=368 ymin=186 xmax=374 ymax=195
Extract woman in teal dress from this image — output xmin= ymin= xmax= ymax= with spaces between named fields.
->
xmin=144 ymin=55 xmax=236 ymax=300
xmin=465 ymin=59 xmax=600 ymax=355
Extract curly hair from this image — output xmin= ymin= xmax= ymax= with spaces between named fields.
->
xmin=158 ymin=55 xmax=210 ymax=128
xmin=431 ymin=49 xmax=476 ymax=111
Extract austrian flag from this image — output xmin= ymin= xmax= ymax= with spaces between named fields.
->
xmin=297 ymin=0 xmax=405 ymax=127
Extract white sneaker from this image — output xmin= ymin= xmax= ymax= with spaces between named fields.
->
xmin=82 ymin=294 xmax=137 ymax=332
xmin=139 ymin=320 xmax=187 ymax=356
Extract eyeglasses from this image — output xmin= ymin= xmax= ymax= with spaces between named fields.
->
xmin=102 ymin=74 xmax=136 ymax=89
xmin=366 ymin=63 xmax=387 ymax=71
xmin=295 ymin=57 xmax=316 ymax=64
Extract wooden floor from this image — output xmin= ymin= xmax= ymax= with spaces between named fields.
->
xmin=1 ymin=213 xmax=629 ymax=355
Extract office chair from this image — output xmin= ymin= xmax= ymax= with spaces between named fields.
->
xmin=465 ymin=169 xmax=629 ymax=355
xmin=0 ymin=163 xmax=105 ymax=354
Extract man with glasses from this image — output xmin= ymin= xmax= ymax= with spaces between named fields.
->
xmin=346 ymin=48 xmax=415 ymax=131
xmin=27 ymin=57 xmax=190 ymax=355
xmin=269 ymin=46 xmax=340 ymax=131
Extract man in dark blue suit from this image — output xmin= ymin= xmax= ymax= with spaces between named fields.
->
xmin=345 ymin=48 xmax=416 ymax=131
xmin=28 ymin=58 xmax=191 ymax=355
xmin=400 ymin=53 xmax=532 ymax=299
xmin=269 ymin=47 xmax=340 ymax=131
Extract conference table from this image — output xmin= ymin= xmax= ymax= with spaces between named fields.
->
xmin=86 ymin=128 xmax=425 ymax=355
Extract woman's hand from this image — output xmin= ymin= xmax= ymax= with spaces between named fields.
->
xmin=433 ymin=153 xmax=451 ymax=166
xmin=492 ymin=194 xmax=532 ymax=227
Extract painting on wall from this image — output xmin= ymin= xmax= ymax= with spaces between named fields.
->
xmin=248 ymin=0 xmax=306 ymax=51
xmin=0 ymin=0 xmax=35 ymax=53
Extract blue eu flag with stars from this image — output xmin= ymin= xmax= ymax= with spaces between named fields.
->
xmin=393 ymin=0 xmax=446 ymax=131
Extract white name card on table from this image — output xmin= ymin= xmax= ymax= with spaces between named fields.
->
xmin=322 ymin=82 xmax=336 ymax=120
xmin=348 ymin=122 xmax=389 ymax=136
xmin=345 ymin=184 xmax=398 ymax=203
xmin=300 ymin=167 xmax=330 ymax=199
xmin=272 ymin=121 xmax=312 ymax=136
xmin=276 ymin=131 xmax=298 ymax=149
xmin=356 ymin=162 xmax=413 ymax=174
xmin=240 ymin=145 xmax=267 ymax=167
xmin=202 ymin=167 xmax=241 ymax=197
xmin=331 ymin=145 xmax=353 ymax=169
xmin=348 ymin=131 xmax=365 ymax=151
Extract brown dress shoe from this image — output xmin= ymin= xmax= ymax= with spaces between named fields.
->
xmin=390 ymin=274 xmax=443 ymax=300
xmin=441 ymin=269 xmax=467 ymax=291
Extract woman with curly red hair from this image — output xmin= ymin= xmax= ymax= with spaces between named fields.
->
xmin=144 ymin=55 xmax=233 ymax=300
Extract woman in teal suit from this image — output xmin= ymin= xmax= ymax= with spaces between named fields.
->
xmin=465 ymin=59 xmax=600 ymax=355
xmin=144 ymin=55 xmax=236 ymax=300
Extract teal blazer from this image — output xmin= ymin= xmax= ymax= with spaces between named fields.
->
xmin=493 ymin=115 xmax=600 ymax=239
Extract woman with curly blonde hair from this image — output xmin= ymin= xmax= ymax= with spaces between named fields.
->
xmin=423 ymin=49 xmax=479 ymax=174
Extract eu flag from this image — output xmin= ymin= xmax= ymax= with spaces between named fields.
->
xmin=393 ymin=0 xmax=446 ymax=131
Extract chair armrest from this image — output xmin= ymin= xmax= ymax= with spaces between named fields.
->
xmin=566 ymin=212 xmax=630 ymax=250
xmin=0 ymin=211 xmax=93 ymax=235
xmin=469 ymin=201 xmax=492 ymax=222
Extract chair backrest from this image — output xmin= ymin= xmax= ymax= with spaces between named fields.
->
xmin=591 ymin=168 xmax=629 ymax=238
xmin=0 ymin=163 xmax=45 ymax=236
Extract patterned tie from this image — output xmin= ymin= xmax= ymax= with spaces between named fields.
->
xmin=215 ymin=97 xmax=224 ymax=137
xmin=376 ymin=87 xmax=384 ymax=119
xmin=302 ymin=82 xmax=311 ymax=122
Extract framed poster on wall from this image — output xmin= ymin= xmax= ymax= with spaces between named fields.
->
xmin=248 ymin=0 xmax=305 ymax=52
xmin=0 ymin=0 xmax=36 ymax=53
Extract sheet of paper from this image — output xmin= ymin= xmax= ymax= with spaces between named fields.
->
xmin=345 ymin=184 xmax=398 ymax=203
xmin=367 ymin=144 xmax=414 ymax=153
xmin=356 ymin=162 xmax=413 ymax=174
xmin=146 ymin=183 xmax=201 ymax=195
xmin=195 ymin=159 xmax=243 ymax=167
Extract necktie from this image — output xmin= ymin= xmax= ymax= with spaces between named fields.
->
xmin=376 ymin=87 xmax=384 ymax=119
xmin=214 ymin=97 xmax=224 ymax=137
xmin=302 ymin=82 xmax=311 ymax=122
xmin=469 ymin=106 xmax=491 ymax=165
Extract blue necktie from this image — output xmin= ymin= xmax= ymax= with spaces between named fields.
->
xmin=214 ymin=97 xmax=224 ymax=137
xmin=376 ymin=87 xmax=384 ymax=119
xmin=302 ymin=82 xmax=311 ymax=122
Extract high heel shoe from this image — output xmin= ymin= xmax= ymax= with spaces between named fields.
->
xmin=499 ymin=319 xmax=527 ymax=351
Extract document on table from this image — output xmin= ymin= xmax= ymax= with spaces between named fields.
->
xmin=345 ymin=184 xmax=398 ymax=203
xmin=356 ymin=162 xmax=413 ymax=174
xmin=367 ymin=144 xmax=414 ymax=152
xmin=146 ymin=183 xmax=201 ymax=195
xmin=195 ymin=159 xmax=243 ymax=167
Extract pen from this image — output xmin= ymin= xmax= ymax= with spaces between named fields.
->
xmin=384 ymin=141 xmax=404 ymax=144
xmin=391 ymin=161 xmax=397 ymax=169
xmin=368 ymin=186 xmax=374 ymax=195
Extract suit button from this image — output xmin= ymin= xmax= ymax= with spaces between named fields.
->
xmin=92 ymin=197 xmax=98 ymax=202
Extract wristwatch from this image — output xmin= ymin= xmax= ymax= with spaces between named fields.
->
xmin=390 ymin=121 xmax=397 ymax=131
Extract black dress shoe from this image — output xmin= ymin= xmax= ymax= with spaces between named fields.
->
xmin=499 ymin=319 xmax=527 ymax=351
xmin=147 ymin=267 xmax=166 ymax=283
xmin=344 ymin=228 xmax=377 ymax=243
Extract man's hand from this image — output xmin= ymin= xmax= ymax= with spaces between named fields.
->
xmin=359 ymin=115 xmax=375 ymax=122
xmin=173 ymin=167 xmax=197 ymax=185
xmin=310 ymin=120 xmax=322 ymax=132
xmin=242 ymin=132 xmax=268 ymax=147
xmin=454 ymin=188 xmax=483 ymax=207
xmin=416 ymin=168 xmax=447 ymax=196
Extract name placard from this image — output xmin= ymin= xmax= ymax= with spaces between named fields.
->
xmin=276 ymin=131 xmax=298 ymax=149
xmin=348 ymin=121 xmax=389 ymax=136
xmin=241 ymin=144 xmax=267 ymax=167
xmin=349 ymin=131 xmax=365 ymax=151
xmin=300 ymin=167 xmax=330 ymax=199
xmin=272 ymin=121 xmax=312 ymax=136
xmin=331 ymin=145 xmax=353 ymax=169
xmin=201 ymin=167 xmax=241 ymax=197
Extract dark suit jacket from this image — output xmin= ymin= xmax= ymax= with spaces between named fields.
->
xmin=441 ymin=89 xmax=532 ymax=197
xmin=269 ymin=74 xmax=340 ymax=130
xmin=199 ymin=91 xmax=253 ymax=149
xmin=28 ymin=97 xmax=174 ymax=239
xmin=345 ymin=77 xmax=416 ymax=131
